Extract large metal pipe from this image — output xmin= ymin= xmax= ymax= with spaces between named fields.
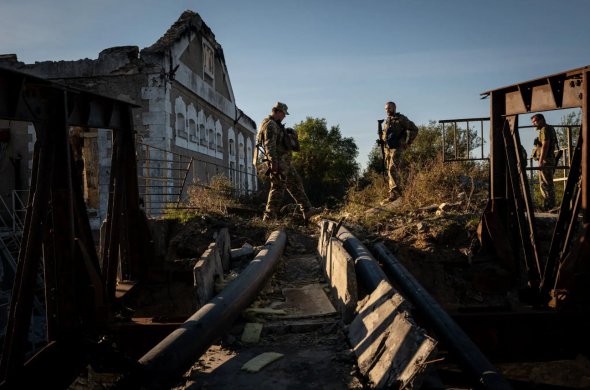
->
xmin=372 ymin=242 xmax=511 ymax=390
xmin=332 ymin=224 xmax=388 ymax=292
xmin=116 ymin=230 xmax=287 ymax=389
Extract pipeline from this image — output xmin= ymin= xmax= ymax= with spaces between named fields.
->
xmin=331 ymin=224 xmax=388 ymax=292
xmin=372 ymin=242 xmax=512 ymax=390
xmin=115 ymin=229 xmax=287 ymax=389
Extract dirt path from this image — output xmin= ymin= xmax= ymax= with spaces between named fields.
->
xmin=178 ymin=232 xmax=363 ymax=389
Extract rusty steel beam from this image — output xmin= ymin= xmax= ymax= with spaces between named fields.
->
xmin=541 ymin=132 xmax=583 ymax=299
xmin=115 ymin=230 xmax=287 ymax=389
xmin=583 ymin=70 xmax=589 ymax=222
xmin=0 ymin=66 xmax=146 ymax=388
xmin=503 ymin=116 xmax=541 ymax=287
xmin=0 ymin=67 xmax=138 ymax=127
xmin=482 ymin=66 xmax=588 ymax=115
xmin=372 ymin=243 xmax=512 ymax=390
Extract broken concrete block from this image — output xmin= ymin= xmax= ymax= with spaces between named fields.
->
xmin=325 ymin=238 xmax=358 ymax=324
xmin=241 ymin=322 xmax=263 ymax=344
xmin=348 ymin=280 xmax=436 ymax=389
xmin=241 ymin=352 xmax=284 ymax=373
xmin=243 ymin=308 xmax=287 ymax=316
xmin=230 ymin=243 xmax=254 ymax=261
xmin=281 ymin=284 xmax=337 ymax=318
xmin=193 ymin=243 xmax=223 ymax=307
xmin=214 ymin=228 xmax=231 ymax=271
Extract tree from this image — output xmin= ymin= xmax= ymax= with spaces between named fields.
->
xmin=292 ymin=117 xmax=360 ymax=206
xmin=557 ymin=111 xmax=581 ymax=157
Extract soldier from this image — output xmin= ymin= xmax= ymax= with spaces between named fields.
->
xmin=531 ymin=113 xmax=558 ymax=211
xmin=379 ymin=101 xmax=419 ymax=203
xmin=257 ymin=102 xmax=321 ymax=221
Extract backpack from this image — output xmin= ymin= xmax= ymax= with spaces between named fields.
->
xmin=283 ymin=127 xmax=301 ymax=152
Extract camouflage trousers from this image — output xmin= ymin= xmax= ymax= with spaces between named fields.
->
xmin=385 ymin=147 xmax=404 ymax=194
xmin=264 ymin=159 xmax=312 ymax=218
xmin=539 ymin=157 xmax=556 ymax=210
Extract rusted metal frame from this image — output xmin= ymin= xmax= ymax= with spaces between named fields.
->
xmin=478 ymin=93 xmax=519 ymax=273
xmin=0 ymin=90 xmax=59 ymax=381
xmin=583 ymin=70 xmax=590 ymax=222
xmin=102 ymin=130 xmax=124 ymax=302
xmin=490 ymin=92 xmax=507 ymax=205
xmin=503 ymin=116 xmax=541 ymax=287
xmin=550 ymin=70 xmax=590 ymax=304
xmin=482 ymin=66 xmax=586 ymax=115
xmin=119 ymin=106 xmax=144 ymax=282
xmin=372 ymin=243 xmax=512 ymax=390
xmin=0 ymin=70 xmax=26 ymax=120
xmin=42 ymin=90 xmax=78 ymax=341
xmin=540 ymin=133 xmax=583 ymax=299
xmin=0 ymin=68 xmax=135 ymax=128
xmin=0 ymin=143 xmax=44 ymax=382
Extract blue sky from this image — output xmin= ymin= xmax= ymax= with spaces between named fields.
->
xmin=1 ymin=0 xmax=589 ymax=168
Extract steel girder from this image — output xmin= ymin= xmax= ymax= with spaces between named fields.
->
xmin=480 ymin=65 xmax=590 ymax=305
xmin=0 ymin=67 xmax=149 ymax=388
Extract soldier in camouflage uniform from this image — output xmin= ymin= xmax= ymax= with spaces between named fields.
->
xmin=380 ymin=101 xmax=419 ymax=202
xmin=258 ymin=102 xmax=321 ymax=221
xmin=531 ymin=113 xmax=558 ymax=210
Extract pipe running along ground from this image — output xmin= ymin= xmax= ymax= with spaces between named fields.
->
xmin=372 ymin=242 xmax=512 ymax=390
xmin=116 ymin=229 xmax=287 ymax=389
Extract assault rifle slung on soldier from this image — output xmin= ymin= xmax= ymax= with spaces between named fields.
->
xmin=377 ymin=119 xmax=386 ymax=177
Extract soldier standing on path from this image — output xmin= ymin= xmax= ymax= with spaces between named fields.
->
xmin=379 ymin=101 xmax=419 ymax=203
xmin=257 ymin=102 xmax=321 ymax=221
xmin=531 ymin=113 xmax=558 ymax=211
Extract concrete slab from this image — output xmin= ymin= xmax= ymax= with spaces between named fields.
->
xmin=325 ymin=238 xmax=358 ymax=324
xmin=280 ymin=284 xmax=337 ymax=318
xmin=241 ymin=323 xmax=264 ymax=344
xmin=214 ymin=227 xmax=231 ymax=271
xmin=241 ymin=352 xmax=284 ymax=373
xmin=348 ymin=280 xmax=436 ymax=389
xmin=193 ymin=243 xmax=223 ymax=307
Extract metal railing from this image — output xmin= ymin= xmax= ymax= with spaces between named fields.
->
xmin=137 ymin=143 xmax=259 ymax=217
xmin=440 ymin=117 xmax=489 ymax=162
xmin=440 ymin=118 xmax=579 ymax=191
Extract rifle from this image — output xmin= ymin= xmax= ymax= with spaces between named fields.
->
xmin=377 ymin=119 xmax=386 ymax=177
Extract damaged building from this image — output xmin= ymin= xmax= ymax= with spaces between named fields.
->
xmin=0 ymin=10 xmax=258 ymax=225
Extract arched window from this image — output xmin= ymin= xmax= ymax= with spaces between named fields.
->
xmin=189 ymin=119 xmax=197 ymax=143
xmin=215 ymin=121 xmax=223 ymax=152
xmin=176 ymin=113 xmax=186 ymax=139
xmin=229 ymin=139 xmax=235 ymax=157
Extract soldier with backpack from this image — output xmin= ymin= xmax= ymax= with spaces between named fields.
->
xmin=255 ymin=102 xmax=321 ymax=221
